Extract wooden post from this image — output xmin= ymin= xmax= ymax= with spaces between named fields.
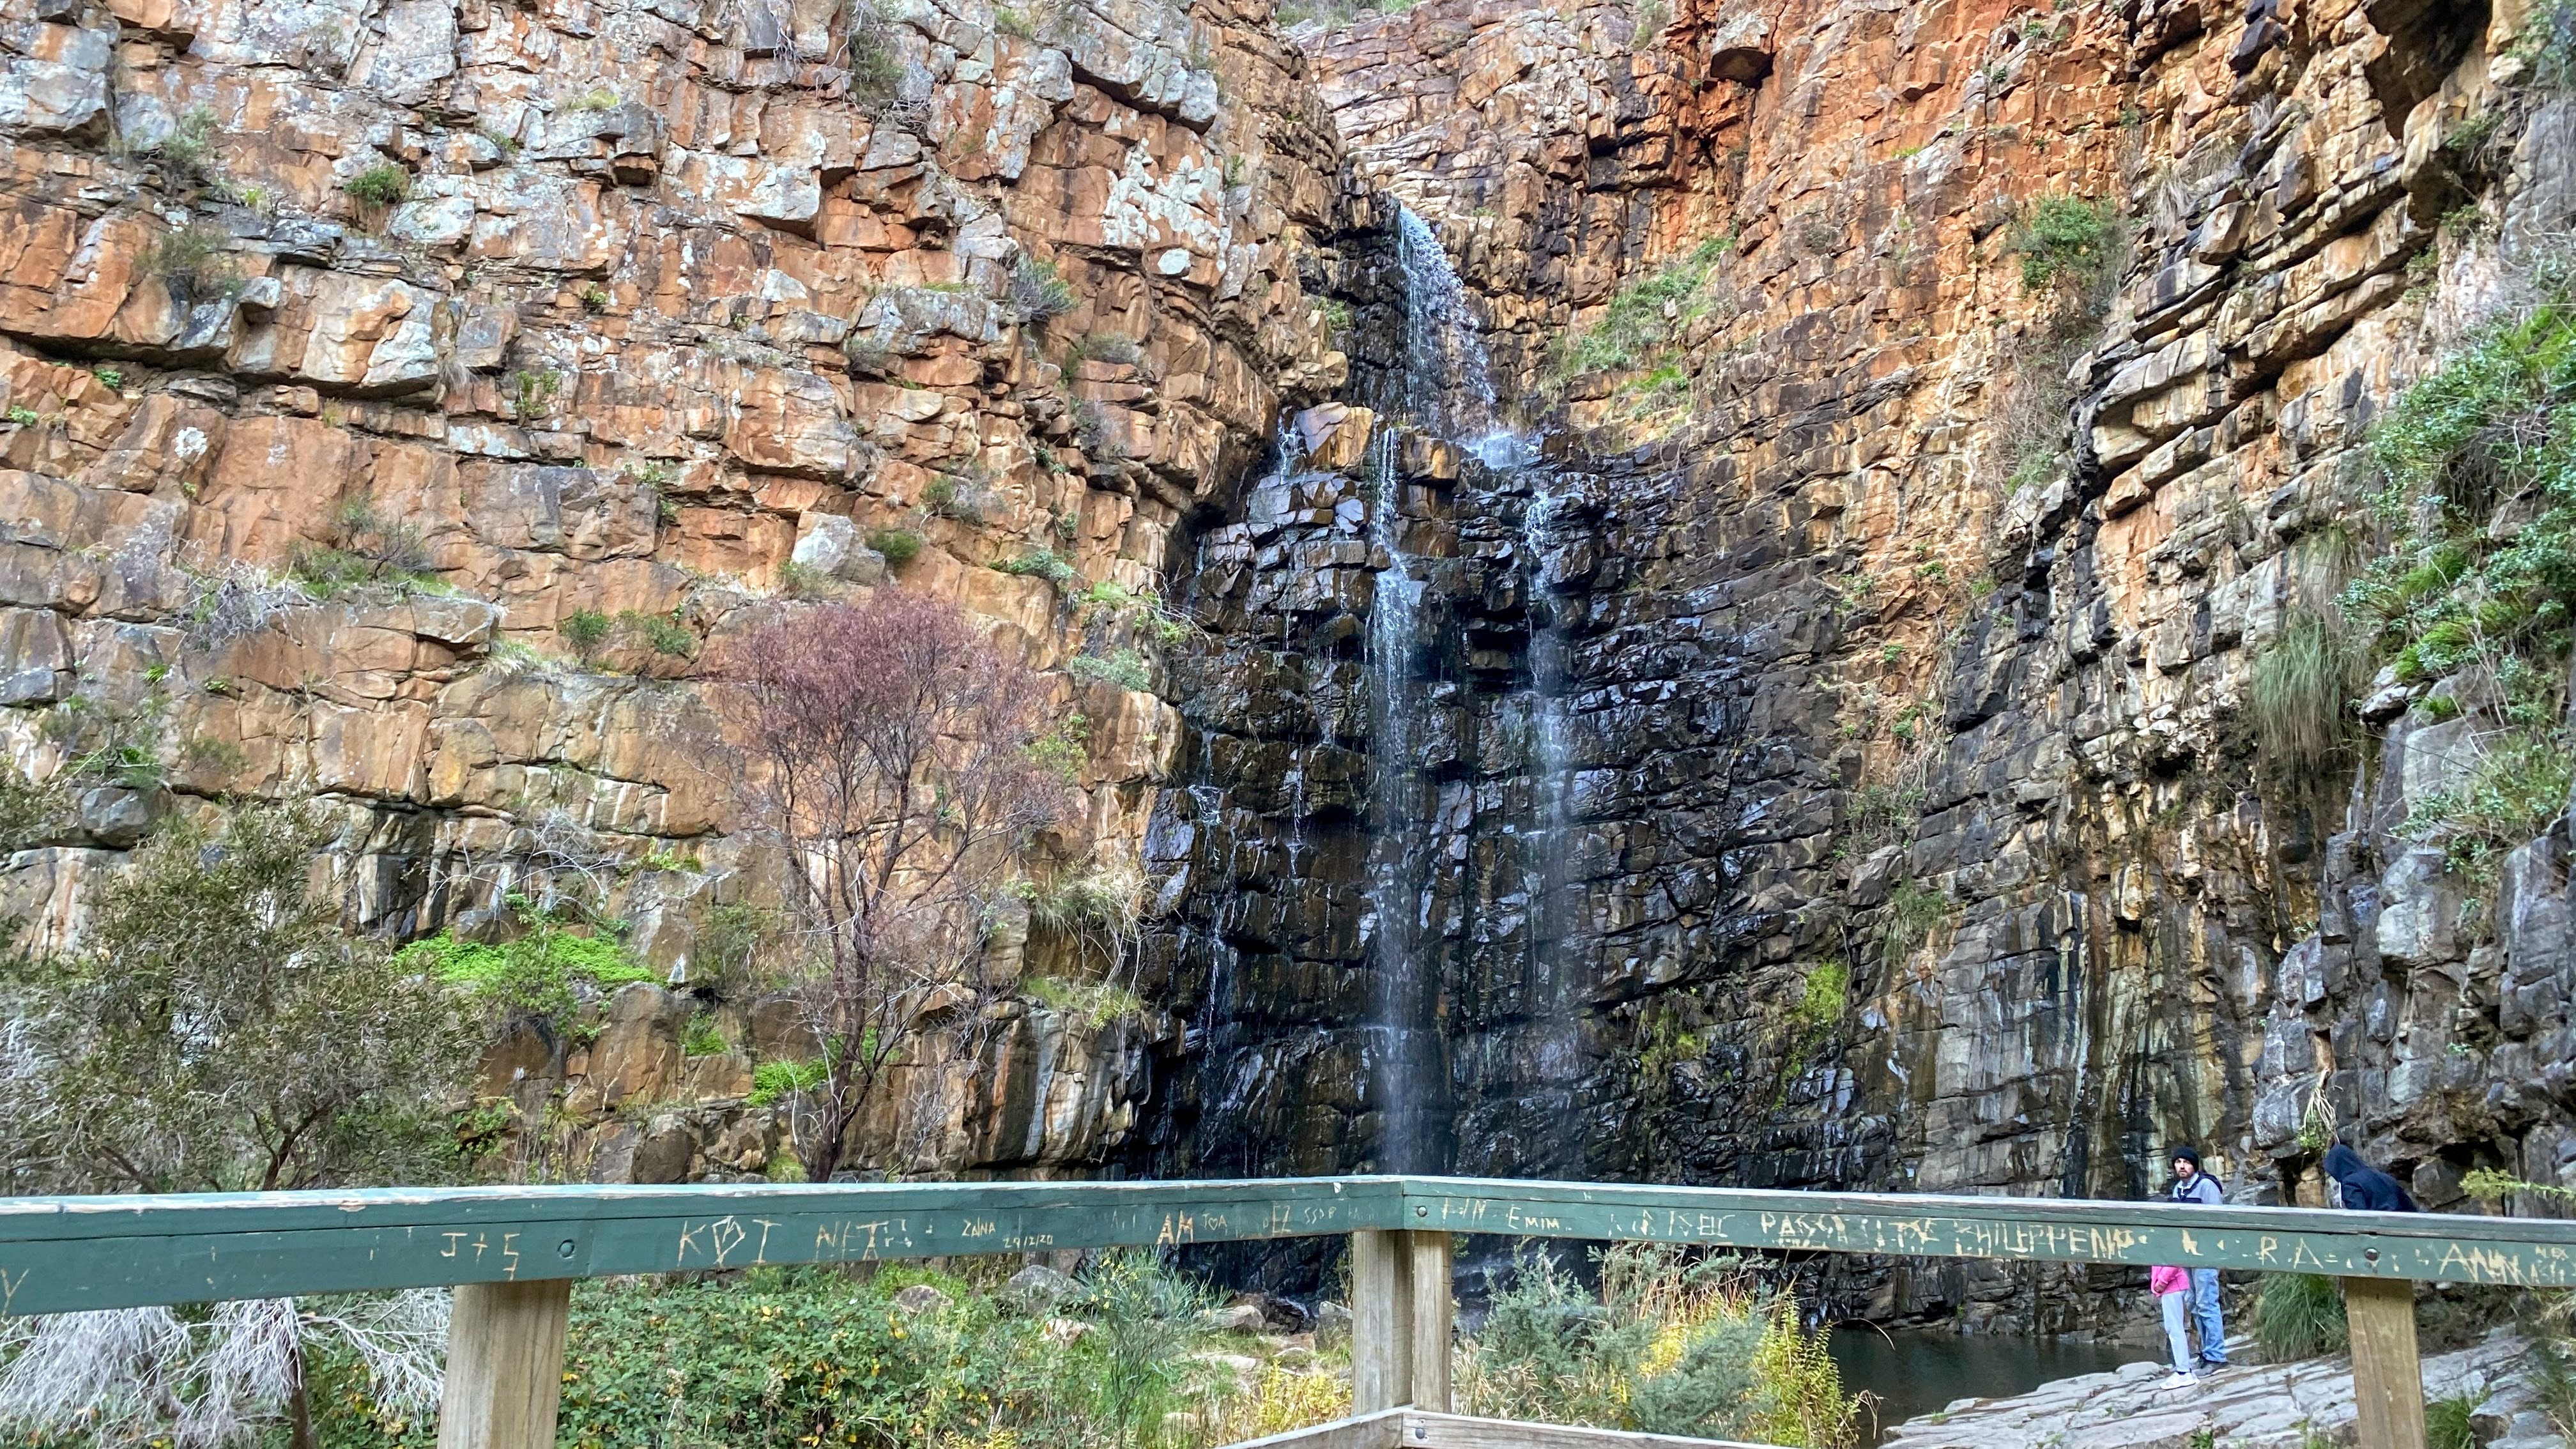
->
xmin=1351 ymin=1229 xmax=1415 ymax=1414
xmin=2345 ymin=1276 xmax=2427 ymax=1449
xmin=1406 ymin=1229 xmax=1453 ymax=1413
xmin=436 ymin=1280 xmax=572 ymax=1449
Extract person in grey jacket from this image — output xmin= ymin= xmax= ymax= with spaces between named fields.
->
xmin=2168 ymin=1146 xmax=2227 ymax=1374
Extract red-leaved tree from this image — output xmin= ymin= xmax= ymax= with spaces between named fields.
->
xmin=729 ymin=589 xmax=1068 ymax=1181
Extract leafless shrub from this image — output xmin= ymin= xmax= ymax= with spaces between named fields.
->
xmin=727 ymin=589 xmax=1070 ymax=1181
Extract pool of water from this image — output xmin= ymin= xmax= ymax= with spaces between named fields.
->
xmin=1830 ymin=1326 xmax=2147 ymax=1443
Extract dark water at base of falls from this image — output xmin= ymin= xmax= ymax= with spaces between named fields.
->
xmin=1832 ymin=1328 xmax=2145 ymax=1445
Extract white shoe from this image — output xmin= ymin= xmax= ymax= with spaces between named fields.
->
xmin=2160 ymin=1372 xmax=2198 ymax=1390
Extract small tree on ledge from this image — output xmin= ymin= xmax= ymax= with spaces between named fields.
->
xmin=728 ymin=588 xmax=1068 ymax=1182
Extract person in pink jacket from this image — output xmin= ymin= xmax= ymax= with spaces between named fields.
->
xmin=2151 ymin=1264 xmax=2198 ymax=1388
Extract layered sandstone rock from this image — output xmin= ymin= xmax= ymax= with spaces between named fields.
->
xmin=0 ymin=0 xmax=1351 ymax=1179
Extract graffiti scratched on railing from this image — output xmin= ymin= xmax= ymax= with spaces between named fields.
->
xmin=1 ymin=1176 xmax=2571 ymax=1315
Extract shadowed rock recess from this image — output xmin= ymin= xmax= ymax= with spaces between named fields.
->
xmin=1 ymin=0 xmax=2572 ymax=1324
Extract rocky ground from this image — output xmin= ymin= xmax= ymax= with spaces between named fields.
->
xmin=1883 ymin=1331 xmax=2564 ymax=1449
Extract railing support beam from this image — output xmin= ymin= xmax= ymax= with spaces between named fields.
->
xmin=1353 ymin=1229 xmax=1453 ymax=1414
xmin=1351 ymin=1229 xmax=1414 ymax=1414
xmin=1407 ymin=1229 xmax=1453 ymax=1413
xmin=436 ymin=1279 xmax=571 ymax=1449
xmin=2344 ymin=1276 xmax=2425 ymax=1449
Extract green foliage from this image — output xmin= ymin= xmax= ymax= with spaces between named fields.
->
xmin=777 ymin=558 xmax=827 ymax=598
xmin=847 ymin=0 xmax=905 ymax=114
xmin=682 ymin=1013 xmax=726 ymax=1057
xmin=2400 ymin=726 xmax=2576 ymax=889
xmin=342 ymin=164 xmax=411 ymax=208
xmin=139 ymin=223 xmax=240 ymax=304
xmin=1068 ymin=648 xmax=1153 ymax=691
xmin=512 ymin=368 xmax=564 ymax=422
xmin=747 ymin=1057 xmax=829 ymax=1107
xmin=2253 ymin=1273 xmax=2349 ymax=1361
xmin=1793 ymin=960 xmax=1848 ymax=1033
xmin=2462 ymin=1167 xmax=2576 ymax=1202
xmin=150 ymin=105 xmax=223 ymax=187
xmin=869 ymin=526 xmax=924 ymax=566
xmin=2009 ymin=195 xmax=2116 ymax=295
xmin=318 ymin=1257 xmax=1276 ymax=1449
xmin=289 ymin=494 xmax=440 ymax=598
xmin=1021 ymin=974 xmax=1147 ymax=1027
xmin=1882 ymin=881 xmax=1952 ymax=965
xmin=1000 ymin=547 xmax=1081 ymax=590
xmin=2426 ymin=1391 xmax=2480 ymax=1449
xmin=1552 ymin=235 xmax=1735 ymax=387
xmin=579 ymin=284 xmax=610 ymax=312
xmin=620 ymin=608 xmax=696 ymax=657
xmin=922 ymin=474 xmax=992 ymax=524
xmin=397 ymin=913 xmax=657 ymax=1023
xmin=1458 ymin=1243 xmax=1859 ymax=1445
xmin=1079 ymin=579 xmax=1194 ymax=645
xmin=1027 ymin=713 xmax=1092 ymax=781
xmin=560 ymin=608 xmax=612 ymax=663
xmin=45 ymin=689 xmax=169 ymax=790
xmin=1 ymin=801 xmax=476 ymax=1193
xmin=2340 ymin=277 xmax=2576 ymax=831
xmin=0 ymin=765 xmax=65 ymax=852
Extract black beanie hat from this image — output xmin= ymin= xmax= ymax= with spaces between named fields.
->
xmin=2172 ymin=1146 xmax=2202 ymax=1168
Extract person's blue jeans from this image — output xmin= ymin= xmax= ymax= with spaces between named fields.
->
xmin=2189 ymin=1268 xmax=2227 ymax=1367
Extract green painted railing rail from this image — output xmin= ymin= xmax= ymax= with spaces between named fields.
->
xmin=3 ymin=1174 xmax=2572 ymax=1317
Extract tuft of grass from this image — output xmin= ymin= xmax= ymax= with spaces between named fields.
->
xmin=139 ymin=223 xmax=241 ymax=304
xmin=2253 ymin=1273 xmax=2348 ymax=1362
xmin=2426 ymin=1391 xmax=2480 ymax=1449
xmin=2250 ymin=603 xmax=2370 ymax=781
xmin=1009 ymin=254 xmax=1076 ymax=323
xmin=747 ymin=1057 xmax=827 ymax=1108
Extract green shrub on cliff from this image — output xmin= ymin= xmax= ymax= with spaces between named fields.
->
xmin=399 ymin=911 xmax=657 ymax=1023
xmin=2341 ymin=258 xmax=2576 ymax=885
xmin=1551 ymin=234 xmax=1735 ymax=388
xmin=2009 ymin=195 xmax=2116 ymax=295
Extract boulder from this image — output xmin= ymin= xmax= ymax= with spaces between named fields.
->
xmin=1004 ymin=1262 xmax=1080 ymax=1312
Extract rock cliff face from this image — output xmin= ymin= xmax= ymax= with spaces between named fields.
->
xmin=0 ymin=0 xmax=1354 ymax=1179
xmin=1124 ymin=0 xmax=2576 ymax=1322
xmin=5 ymin=0 xmax=2573 ymax=1328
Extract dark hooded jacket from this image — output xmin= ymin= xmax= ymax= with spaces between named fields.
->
xmin=2324 ymin=1145 xmax=2419 ymax=1213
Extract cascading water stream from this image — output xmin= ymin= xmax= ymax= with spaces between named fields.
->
xmin=1365 ymin=206 xmax=1574 ymax=1175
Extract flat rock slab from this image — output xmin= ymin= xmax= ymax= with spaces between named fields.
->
xmin=1882 ymin=1330 xmax=2543 ymax=1449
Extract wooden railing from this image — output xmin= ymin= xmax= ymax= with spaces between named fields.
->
xmin=6 ymin=1176 xmax=2570 ymax=1449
